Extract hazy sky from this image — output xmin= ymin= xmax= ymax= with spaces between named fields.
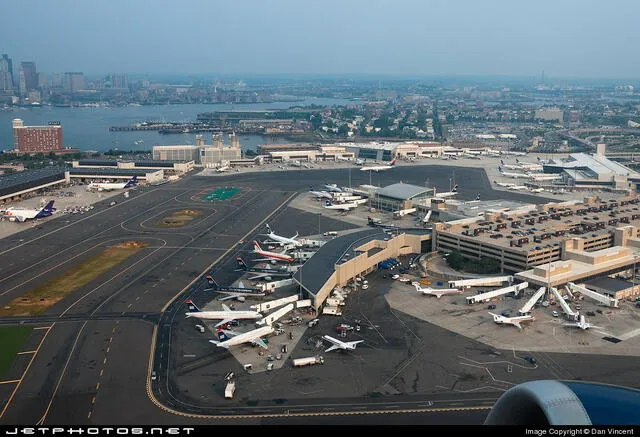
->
xmin=1 ymin=0 xmax=639 ymax=79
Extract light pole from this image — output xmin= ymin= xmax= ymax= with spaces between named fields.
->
xmin=317 ymin=213 xmax=321 ymax=235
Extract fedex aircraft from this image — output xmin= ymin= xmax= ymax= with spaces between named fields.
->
xmin=184 ymin=299 xmax=262 ymax=327
xmin=322 ymin=335 xmax=364 ymax=352
xmin=2 ymin=200 xmax=56 ymax=222
xmin=88 ymin=176 xmax=137 ymax=192
xmin=210 ymin=325 xmax=274 ymax=349
xmin=563 ymin=315 xmax=602 ymax=330
xmin=489 ymin=312 xmax=536 ymax=329
xmin=412 ymin=282 xmax=462 ymax=298
xmin=252 ymin=241 xmax=294 ymax=263
xmin=263 ymin=224 xmax=302 ymax=247
xmin=360 ymin=158 xmax=396 ymax=172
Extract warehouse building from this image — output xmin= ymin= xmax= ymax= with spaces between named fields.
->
xmin=72 ymin=159 xmax=193 ymax=174
xmin=0 ymin=167 xmax=67 ymax=203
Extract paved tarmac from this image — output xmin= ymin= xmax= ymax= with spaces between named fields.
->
xmin=0 ymin=164 xmax=627 ymax=426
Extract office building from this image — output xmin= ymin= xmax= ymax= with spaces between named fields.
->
xmin=107 ymin=73 xmax=128 ymax=90
xmin=12 ymin=118 xmax=63 ymax=154
xmin=19 ymin=62 xmax=38 ymax=92
xmin=0 ymin=54 xmax=14 ymax=91
xmin=64 ymin=72 xmax=85 ymax=92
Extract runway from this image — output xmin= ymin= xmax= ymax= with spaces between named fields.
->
xmin=0 ymin=165 xmax=560 ymax=425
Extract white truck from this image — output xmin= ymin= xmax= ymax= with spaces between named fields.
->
xmin=292 ymin=356 xmax=324 ymax=367
xmin=225 ymin=380 xmax=236 ymax=399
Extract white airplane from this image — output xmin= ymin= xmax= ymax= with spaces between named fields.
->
xmin=323 ymin=200 xmax=358 ymax=212
xmin=322 ymin=335 xmax=364 ymax=352
xmin=2 ymin=200 xmax=56 ymax=222
xmin=216 ymin=165 xmax=230 ymax=172
xmin=489 ymin=312 xmax=536 ymax=329
xmin=529 ymin=187 xmax=546 ymax=193
xmin=234 ymin=257 xmax=297 ymax=281
xmin=508 ymin=185 xmax=529 ymax=191
xmin=309 ymin=188 xmax=333 ymax=200
xmin=203 ymin=274 xmax=266 ymax=301
xmin=360 ymin=158 xmax=397 ymax=172
xmin=210 ymin=325 xmax=274 ymax=349
xmin=498 ymin=166 xmax=530 ymax=179
xmin=412 ymin=282 xmax=462 ymax=298
xmin=463 ymin=153 xmax=482 ymax=160
xmin=252 ymin=240 xmax=294 ymax=263
xmin=494 ymin=181 xmax=516 ymax=188
xmin=434 ymin=184 xmax=459 ymax=198
xmin=184 ymin=299 xmax=263 ymax=327
xmin=355 ymin=158 xmax=366 ymax=165
xmin=88 ymin=176 xmax=137 ymax=192
xmin=323 ymin=184 xmax=343 ymax=193
xmin=262 ymin=224 xmax=302 ymax=247
xmin=563 ymin=315 xmax=602 ymax=331
xmin=528 ymin=174 xmax=563 ymax=182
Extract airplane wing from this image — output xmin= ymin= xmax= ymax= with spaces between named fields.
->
xmin=563 ymin=322 xmax=580 ymax=328
xmin=513 ymin=322 xmax=523 ymax=329
xmin=251 ymin=337 xmax=269 ymax=349
xmin=325 ymin=345 xmax=339 ymax=352
xmin=218 ymin=294 xmax=238 ymax=302
xmin=221 ymin=303 xmax=231 ymax=311
xmin=215 ymin=318 xmax=234 ymax=328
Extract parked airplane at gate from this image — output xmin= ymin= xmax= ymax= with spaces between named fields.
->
xmin=210 ymin=325 xmax=274 ymax=349
xmin=87 ymin=176 xmax=137 ymax=192
xmin=309 ymin=187 xmax=333 ymax=200
xmin=563 ymin=315 xmax=602 ymax=330
xmin=322 ymin=335 xmax=364 ymax=352
xmin=434 ymin=184 xmax=459 ymax=198
xmin=412 ymin=282 xmax=462 ymax=298
xmin=185 ymin=299 xmax=262 ymax=327
xmin=204 ymin=274 xmax=266 ymax=300
xmin=216 ymin=165 xmax=230 ymax=173
xmin=498 ymin=166 xmax=530 ymax=179
xmin=252 ymin=241 xmax=294 ymax=263
xmin=234 ymin=257 xmax=297 ymax=280
xmin=2 ymin=200 xmax=56 ymax=222
xmin=323 ymin=184 xmax=343 ymax=193
xmin=489 ymin=312 xmax=536 ymax=329
xmin=360 ymin=158 xmax=396 ymax=172
xmin=262 ymin=224 xmax=302 ymax=247
xmin=323 ymin=200 xmax=358 ymax=212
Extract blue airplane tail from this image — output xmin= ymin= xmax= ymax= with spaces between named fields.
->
xmin=185 ymin=299 xmax=200 ymax=312
xmin=124 ymin=176 xmax=137 ymax=188
xmin=35 ymin=201 xmax=55 ymax=218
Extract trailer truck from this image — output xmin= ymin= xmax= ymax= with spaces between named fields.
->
xmin=292 ymin=356 xmax=324 ymax=367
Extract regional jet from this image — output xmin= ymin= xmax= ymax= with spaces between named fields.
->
xmin=185 ymin=299 xmax=262 ymax=327
xmin=216 ymin=165 xmax=230 ymax=172
xmin=234 ymin=257 xmax=297 ymax=281
xmin=322 ymin=335 xmax=364 ymax=352
xmin=252 ymin=241 xmax=294 ymax=263
xmin=309 ymin=187 xmax=333 ymax=200
xmin=360 ymin=158 xmax=397 ymax=172
xmin=323 ymin=200 xmax=358 ymax=212
xmin=412 ymin=282 xmax=462 ymax=298
xmin=323 ymin=184 xmax=343 ymax=193
xmin=434 ymin=184 xmax=459 ymax=198
xmin=498 ymin=166 xmax=530 ymax=179
xmin=563 ymin=315 xmax=602 ymax=331
xmin=2 ymin=200 xmax=56 ymax=222
xmin=87 ymin=176 xmax=137 ymax=192
xmin=489 ymin=312 xmax=536 ymax=329
xmin=204 ymin=274 xmax=266 ymax=301
xmin=210 ymin=325 xmax=274 ymax=349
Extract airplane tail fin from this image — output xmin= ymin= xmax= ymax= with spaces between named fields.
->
xmin=452 ymin=184 xmax=459 ymax=192
xmin=389 ymin=159 xmax=397 ymax=166
xmin=265 ymin=224 xmax=272 ymax=234
xmin=325 ymin=200 xmax=333 ymax=207
xmin=475 ymin=193 xmax=481 ymax=201
xmin=185 ymin=299 xmax=200 ymax=312
xmin=36 ymin=201 xmax=56 ymax=218
xmin=253 ymin=240 xmax=262 ymax=252
xmin=205 ymin=274 xmax=219 ymax=288
xmin=235 ymin=257 xmax=248 ymax=270
xmin=125 ymin=176 xmax=138 ymax=188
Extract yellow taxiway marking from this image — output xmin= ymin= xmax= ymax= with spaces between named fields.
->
xmin=0 ymin=380 xmax=20 ymax=385
xmin=17 ymin=350 xmax=37 ymax=355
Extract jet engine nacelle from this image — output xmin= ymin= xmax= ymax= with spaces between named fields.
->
xmin=484 ymin=380 xmax=640 ymax=425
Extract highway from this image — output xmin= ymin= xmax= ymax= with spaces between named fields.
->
xmin=0 ymin=165 xmax=544 ymax=425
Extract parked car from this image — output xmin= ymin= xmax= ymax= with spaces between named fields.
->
xmin=488 ymin=304 xmax=497 ymax=310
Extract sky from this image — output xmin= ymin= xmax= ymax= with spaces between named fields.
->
xmin=1 ymin=0 xmax=639 ymax=79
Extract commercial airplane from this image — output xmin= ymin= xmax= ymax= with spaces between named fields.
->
xmin=184 ymin=299 xmax=262 ymax=327
xmin=252 ymin=241 xmax=294 ymax=263
xmin=204 ymin=274 xmax=266 ymax=301
xmin=530 ymin=187 xmax=546 ymax=193
xmin=323 ymin=200 xmax=358 ymax=212
xmin=216 ymin=165 xmax=230 ymax=172
xmin=489 ymin=312 xmax=536 ymax=329
xmin=2 ymin=200 xmax=56 ymax=222
xmin=529 ymin=174 xmax=563 ymax=182
xmin=563 ymin=315 xmax=602 ymax=330
xmin=508 ymin=185 xmax=529 ymax=191
xmin=498 ymin=166 xmax=530 ymax=179
xmin=412 ymin=282 xmax=462 ymax=298
xmin=234 ymin=257 xmax=297 ymax=280
xmin=360 ymin=158 xmax=397 ymax=172
xmin=355 ymin=158 xmax=366 ymax=165
xmin=434 ymin=184 xmax=459 ymax=198
xmin=323 ymin=184 xmax=343 ymax=193
xmin=87 ymin=176 xmax=137 ymax=192
xmin=309 ymin=187 xmax=333 ymax=200
xmin=494 ymin=181 xmax=516 ymax=188
xmin=263 ymin=224 xmax=302 ymax=247
xmin=210 ymin=325 xmax=274 ymax=349
xmin=322 ymin=335 xmax=364 ymax=352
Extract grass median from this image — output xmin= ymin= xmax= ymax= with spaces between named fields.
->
xmin=156 ymin=209 xmax=201 ymax=227
xmin=0 ymin=326 xmax=33 ymax=378
xmin=0 ymin=241 xmax=148 ymax=317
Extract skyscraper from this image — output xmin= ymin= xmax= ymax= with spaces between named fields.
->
xmin=20 ymin=62 xmax=38 ymax=91
xmin=0 ymin=54 xmax=14 ymax=91
xmin=63 ymin=72 xmax=84 ymax=92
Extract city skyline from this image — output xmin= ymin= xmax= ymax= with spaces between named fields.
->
xmin=1 ymin=0 xmax=640 ymax=80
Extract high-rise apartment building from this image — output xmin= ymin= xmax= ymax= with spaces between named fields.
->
xmin=0 ymin=54 xmax=14 ymax=91
xmin=63 ymin=72 xmax=85 ymax=92
xmin=12 ymin=118 xmax=63 ymax=154
xmin=107 ymin=73 xmax=128 ymax=90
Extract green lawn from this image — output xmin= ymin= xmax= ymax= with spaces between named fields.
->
xmin=0 ymin=326 xmax=33 ymax=378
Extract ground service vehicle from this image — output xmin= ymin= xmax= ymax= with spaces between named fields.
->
xmin=292 ymin=356 xmax=325 ymax=367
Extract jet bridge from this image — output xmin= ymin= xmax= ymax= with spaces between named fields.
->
xmin=250 ymin=295 xmax=299 ymax=313
xmin=255 ymin=303 xmax=294 ymax=326
xmin=449 ymin=276 xmax=514 ymax=289
xmin=465 ymin=282 xmax=528 ymax=304
xmin=519 ymin=287 xmax=546 ymax=315
xmin=566 ymin=282 xmax=619 ymax=308
xmin=550 ymin=287 xmax=578 ymax=320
